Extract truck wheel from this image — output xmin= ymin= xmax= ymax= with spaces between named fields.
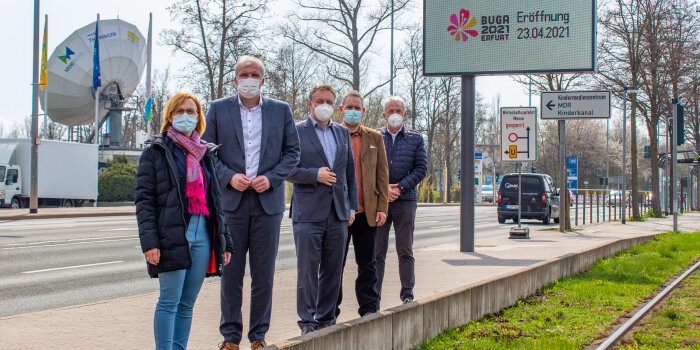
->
xmin=61 ymin=199 xmax=74 ymax=207
xmin=542 ymin=210 xmax=551 ymax=225
xmin=10 ymin=197 xmax=21 ymax=209
xmin=512 ymin=217 xmax=519 ymax=224
xmin=498 ymin=216 xmax=505 ymax=224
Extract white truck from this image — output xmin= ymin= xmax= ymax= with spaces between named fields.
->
xmin=0 ymin=139 xmax=98 ymax=208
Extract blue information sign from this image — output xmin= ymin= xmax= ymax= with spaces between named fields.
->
xmin=566 ymin=157 xmax=578 ymax=195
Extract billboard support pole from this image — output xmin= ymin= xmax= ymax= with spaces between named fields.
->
xmin=460 ymin=75 xmax=475 ymax=252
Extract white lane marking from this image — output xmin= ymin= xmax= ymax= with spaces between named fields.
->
xmin=1 ymin=238 xmax=138 ymax=250
xmin=418 ymin=220 xmax=440 ymax=224
xmin=430 ymin=225 xmax=457 ymax=229
xmin=98 ymin=228 xmax=137 ymax=232
xmin=21 ymin=261 xmax=125 ymax=274
xmin=0 ymin=235 xmax=134 ymax=247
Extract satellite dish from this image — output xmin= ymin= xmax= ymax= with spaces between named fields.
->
xmin=42 ymin=19 xmax=146 ymax=126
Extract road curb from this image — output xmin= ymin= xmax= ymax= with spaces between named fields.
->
xmin=0 ymin=210 xmax=135 ymax=221
xmin=0 ymin=203 xmax=484 ymax=221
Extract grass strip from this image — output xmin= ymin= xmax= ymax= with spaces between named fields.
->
xmin=618 ymin=270 xmax=700 ymax=349
xmin=419 ymin=232 xmax=700 ymax=350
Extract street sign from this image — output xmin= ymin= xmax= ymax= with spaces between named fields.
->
xmin=424 ymin=0 xmax=596 ymax=75
xmin=475 ymin=153 xmax=483 ymax=203
xmin=540 ymin=90 xmax=611 ymax=119
xmin=567 ymin=156 xmax=578 ymax=194
xmin=501 ymin=107 xmax=537 ymax=162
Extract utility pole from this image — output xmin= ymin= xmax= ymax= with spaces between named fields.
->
xmin=621 ymin=86 xmax=638 ymax=224
xmin=672 ymin=99 xmax=678 ymax=232
xmin=30 ymin=0 xmax=41 ymax=214
xmin=389 ymin=0 xmax=394 ymax=95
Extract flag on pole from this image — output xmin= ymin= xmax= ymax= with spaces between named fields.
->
xmin=144 ymin=13 xmax=153 ymax=123
xmin=40 ymin=16 xmax=47 ymax=91
xmin=92 ymin=19 xmax=101 ymax=92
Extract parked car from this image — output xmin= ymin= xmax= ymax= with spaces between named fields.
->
xmin=605 ymin=190 xmax=631 ymax=206
xmin=497 ymin=173 xmax=561 ymax=224
xmin=482 ymin=184 xmax=494 ymax=202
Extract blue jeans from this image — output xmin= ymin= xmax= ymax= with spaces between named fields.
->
xmin=154 ymin=215 xmax=211 ymax=350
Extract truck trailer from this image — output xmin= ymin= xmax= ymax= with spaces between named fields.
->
xmin=0 ymin=139 xmax=98 ymax=208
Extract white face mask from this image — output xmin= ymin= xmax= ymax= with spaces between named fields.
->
xmin=387 ymin=113 xmax=404 ymax=128
xmin=237 ymin=78 xmax=262 ymax=99
xmin=313 ymin=103 xmax=334 ymax=122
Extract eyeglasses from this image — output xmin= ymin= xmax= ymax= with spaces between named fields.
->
xmin=173 ymin=108 xmax=198 ymax=116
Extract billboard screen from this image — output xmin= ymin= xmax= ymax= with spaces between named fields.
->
xmin=424 ymin=0 xmax=596 ymax=75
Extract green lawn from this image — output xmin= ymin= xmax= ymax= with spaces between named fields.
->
xmin=419 ymin=232 xmax=700 ymax=350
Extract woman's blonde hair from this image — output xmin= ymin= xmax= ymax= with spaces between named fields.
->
xmin=160 ymin=92 xmax=206 ymax=135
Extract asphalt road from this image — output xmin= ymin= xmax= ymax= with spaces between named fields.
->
xmin=0 ymin=205 xmax=561 ymax=317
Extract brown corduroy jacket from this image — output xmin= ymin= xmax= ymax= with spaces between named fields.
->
xmin=354 ymin=124 xmax=389 ymax=227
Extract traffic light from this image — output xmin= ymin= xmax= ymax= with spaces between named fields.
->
xmin=531 ymin=166 xmax=536 ymax=173
xmin=644 ymin=145 xmax=651 ymax=159
xmin=495 ymin=172 xmax=500 ymax=181
xmin=457 ymin=170 xmax=461 ymax=180
xmin=599 ymin=177 xmax=604 ymax=186
xmin=676 ymin=103 xmax=685 ymax=146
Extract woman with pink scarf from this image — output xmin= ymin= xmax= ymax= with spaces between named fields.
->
xmin=135 ymin=92 xmax=233 ymax=350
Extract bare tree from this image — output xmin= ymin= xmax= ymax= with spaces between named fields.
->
xmin=397 ymin=24 xmax=424 ymax=130
xmin=265 ymin=42 xmax=320 ymax=121
xmin=284 ymin=0 xmax=409 ymax=95
xmin=598 ymin=0 xmax=647 ymax=218
xmin=162 ymin=0 xmax=266 ymax=102
xmin=514 ymin=74 xmax=588 ymax=230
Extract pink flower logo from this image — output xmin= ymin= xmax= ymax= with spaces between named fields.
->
xmin=447 ymin=9 xmax=478 ymax=42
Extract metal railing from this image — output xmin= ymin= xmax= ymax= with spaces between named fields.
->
xmin=569 ymin=189 xmax=653 ymax=226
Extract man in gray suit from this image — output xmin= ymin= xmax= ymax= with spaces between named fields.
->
xmin=287 ymin=84 xmax=358 ymax=335
xmin=202 ymin=56 xmax=300 ymax=350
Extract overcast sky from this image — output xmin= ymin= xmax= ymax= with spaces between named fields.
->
xmin=1 ymin=0 xmax=534 ymax=134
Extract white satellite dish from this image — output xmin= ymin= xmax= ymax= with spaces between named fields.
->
xmin=42 ymin=19 xmax=146 ymax=127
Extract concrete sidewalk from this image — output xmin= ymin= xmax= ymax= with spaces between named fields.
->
xmin=1 ymin=215 xmax=698 ymax=349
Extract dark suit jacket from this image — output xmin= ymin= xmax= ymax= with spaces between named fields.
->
xmin=287 ymin=117 xmax=359 ymax=222
xmin=355 ymin=125 xmax=389 ymax=227
xmin=202 ymin=95 xmax=300 ymax=215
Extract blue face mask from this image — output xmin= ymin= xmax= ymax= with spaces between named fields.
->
xmin=343 ymin=110 xmax=362 ymax=125
xmin=172 ymin=113 xmax=198 ymax=134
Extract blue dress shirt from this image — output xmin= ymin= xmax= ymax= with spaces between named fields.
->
xmin=310 ymin=116 xmax=337 ymax=168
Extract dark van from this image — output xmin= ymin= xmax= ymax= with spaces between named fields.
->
xmin=497 ymin=173 xmax=560 ymax=224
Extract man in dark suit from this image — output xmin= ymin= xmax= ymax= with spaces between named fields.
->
xmin=286 ymin=84 xmax=358 ymax=335
xmin=202 ymin=55 xmax=300 ymax=350
xmin=335 ymin=90 xmax=389 ymax=318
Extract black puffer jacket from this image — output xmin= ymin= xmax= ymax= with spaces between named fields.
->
xmin=135 ymin=133 xmax=233 ymax=278
xmin=379 ymin=127 xmax=428 ymax=201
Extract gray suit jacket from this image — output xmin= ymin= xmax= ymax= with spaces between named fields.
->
xmin=202 ymin=95 xmax=300 ymax=215
xmin=287 ymin=118 xmax=358 ymax=222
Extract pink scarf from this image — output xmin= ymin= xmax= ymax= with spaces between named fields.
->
xmin=167 ymin=127 xmax=209 ymax=216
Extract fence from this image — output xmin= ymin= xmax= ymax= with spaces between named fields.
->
xmin=568 ymin=189 xmax=653 ymax=226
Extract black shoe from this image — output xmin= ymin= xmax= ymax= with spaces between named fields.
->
xmin=402 ymin=297 xmax=413 ymax=304
xmin=316 ymin=323 xmax=331 ymax=331
xmin=301 ymin=325 xmax=315 ymax=335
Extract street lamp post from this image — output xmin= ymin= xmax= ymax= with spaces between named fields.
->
xmin=621 ymin=86 xmax=638 ymax=224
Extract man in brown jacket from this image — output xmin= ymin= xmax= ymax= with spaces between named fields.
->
xmin=335 ymin=90 xmax=389 ymax=318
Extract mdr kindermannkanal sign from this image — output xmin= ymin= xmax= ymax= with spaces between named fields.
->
xmin=424 ymin=0 xmax=596 ymax=75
